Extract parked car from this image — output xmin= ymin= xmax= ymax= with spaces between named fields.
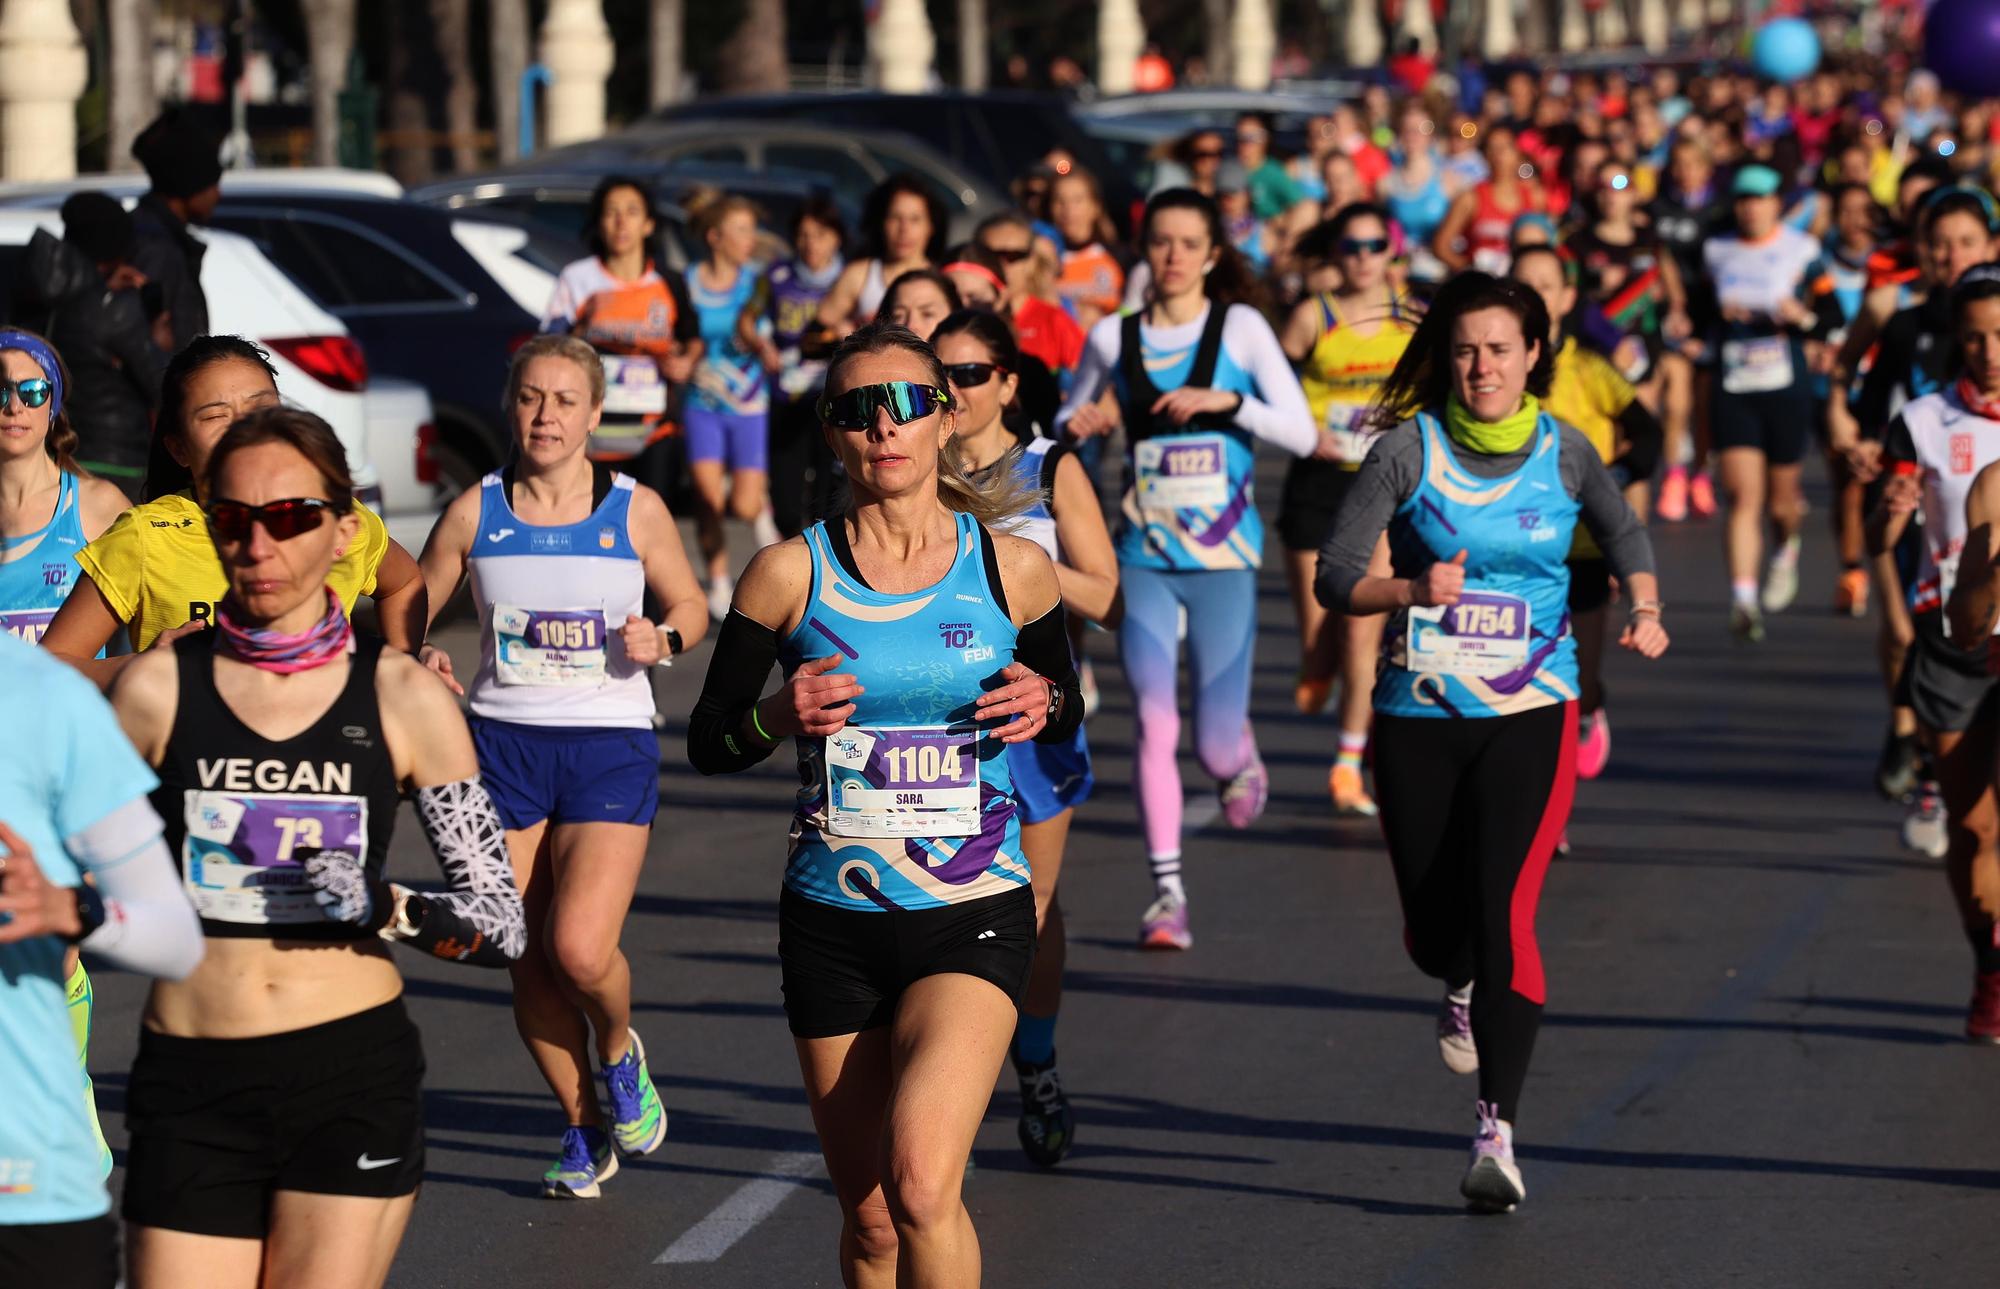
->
xmin=0 ymin=166 xmax=405 ymax=207
xmin=0 ymin=208 xmax=380 ymax=504
xmin=363 ymin=375 xmax=437 ymax=517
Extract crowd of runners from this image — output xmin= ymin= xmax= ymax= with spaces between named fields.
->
xmin=4 ymin=39 xmax=2000 ymax=1287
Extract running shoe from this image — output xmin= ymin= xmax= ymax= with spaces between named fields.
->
xmin=1437 ymin=984 xmax=1477 ymax=1074
xmin=602 ymin=1028 xmax=668 ymax=1157
xmin=1876 ymin=729 xmax=1922 ymax=801
xmin=707 ymin=574 xmax=735 ymax=621
xmin=1657 ymin=467 xmax=1688 ymax=523
xmin=1219 ymin=758 xmax=1269 ymax=829
xmin=1139 ymin=892 xmax=1192 ymax=951
xmin=752 ymin=508 xmax=783 ymax=549
xmin=1575 ymin=710 xmax=1612 ymax=780
xmin=1968 ymin=971 xmax=2000 ymax=1044
xmin=1761 ymin=558 xmax=1800 ymax=614
xmin=543 ymin=1125 xmax=619 ymax=1199
xmin=1729 ymin=603 xmax=1765 ymax=643
xmin=1295 ymin=672 xmax=1334 ymax=716
xmin=1556 ymin=831 xmax=1571 ymax=856
xmin=1079 ymin=658 xmax=1101 ymax=720
xmin=1013 ymin=1050 xmax=1075 ymax=1167
xmin=1835 ymin=567 xmax=1870 ymax=618
xmin=1688 ymin=470 xmax=1718 ymax=518
xmin=1902 ymin=790 xmax=1949 ymax=860
xmin=1329 ymin=762 xmax=1379 ymax=817
xmin=1461 ymin=1100 xmax=1525 ymax=1213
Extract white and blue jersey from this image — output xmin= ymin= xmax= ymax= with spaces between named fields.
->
xmin=1377 ymin=411 xmax=1581 ymax=720
xmin=0 ymin=470 xmax=88 ymax=643
xmin=780 ymin=513 xmax=1032 ymax=911
xmin=0 ymin=633 xmax=158 ymax=1225
xmin=685 ymin=263 xmax=768 ymax=417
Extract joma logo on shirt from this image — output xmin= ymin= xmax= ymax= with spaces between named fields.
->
xmin=197 ymin=758 xmax=354 ymax=794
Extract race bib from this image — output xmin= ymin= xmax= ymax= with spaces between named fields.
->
xmin=494 ymin=605 xmax=608 ymax=687
xmin=181 ymin=790 xmax=368 ymax=926
xmin=1720 ymin=336 xmax=1795 ymax=394
xmin=1405 ymin=591 xmax=1533 ymax=678
xmin=0 ymin=607 xmax=55 ymax=643
xmin=587 ymin=418 xmax=653 ymax=461
xmin=600 ymin=353 xmax=668 ymax=417
xmin=823 ymin=726 xmax=982 ymax=839
xmin=1325 ymin=403 xmax=1379 ymax=466
xmin=1135 ymin=434 xmax=1230 ymax=509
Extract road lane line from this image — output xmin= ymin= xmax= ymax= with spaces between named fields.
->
xmin=655 ymin=1150 xmax=826 ymax=1264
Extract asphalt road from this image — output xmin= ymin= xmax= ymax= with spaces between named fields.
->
xmin=84 ymin=482 xmax=2000 ymax=1288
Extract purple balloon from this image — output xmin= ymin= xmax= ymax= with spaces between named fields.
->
xmin=1926 ymin=0 xmax=2000 ymax=99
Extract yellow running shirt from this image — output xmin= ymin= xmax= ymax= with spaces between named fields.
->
xmin=76 ymin=490 xmax=389 ymax=651
xmin=1543 ymin=337 xmax=1636 ymax=558
xmin=1299 ymin=291 xmax=1420 ymax=471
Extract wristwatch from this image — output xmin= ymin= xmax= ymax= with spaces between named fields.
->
xmin=66 ymin=883 xmax=106 ymax=944
xmin=1044 ymin=678 xmax=1063 ymax=726
xmin=654 ymin=624 xmax=684 ymax=669
xmin=388 ymin=886 xmax=428 ymax=940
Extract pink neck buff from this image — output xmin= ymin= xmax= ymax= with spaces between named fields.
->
xmin=1959 ymin=375 xmax=2000 ymax=424
xmin=213 ymin=588 xmax=355 ymax=673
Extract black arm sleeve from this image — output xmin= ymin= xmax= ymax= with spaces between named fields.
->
xmin=687 ymin=610 xmax=786 ymax=775
xmin=1881 ymin=413 xmax=1916 ymax=467
xmin=1013 ymin=604 xmax=1084 ymax=744
xmin=1610 ymin=398 xmax=1664 ymax=486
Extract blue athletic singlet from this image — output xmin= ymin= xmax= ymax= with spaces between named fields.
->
xmin=779 ymin=513 xmax=1031 ymax=911
xmin=1376 ymin=411 xmax=1580 ymax=719
xmin=685 ymin=263 xmax=768 ymax=416
xmin=0 ymin=470 xmax=87 ymax=643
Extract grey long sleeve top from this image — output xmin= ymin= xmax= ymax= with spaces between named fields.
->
xmin=1314 ymin=418 xmax=1657 ymax=612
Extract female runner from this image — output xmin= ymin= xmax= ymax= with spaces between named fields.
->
xmin=1061 ymin=188 xmax=1316 ymax=950
xmin=110 ymin=407 xmax=524 ymax=1288
xmin=817 ymin=175 xmax=946 ymax=333
xmin=417 ymin=334 xmax=708 ymax=1197
xmin=1315 ymin=271 xmax=1667 ymax=1211
xmin=687 ymin=322 xmax=1082 ymax=1285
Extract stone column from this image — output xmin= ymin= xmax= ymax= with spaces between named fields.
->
xmin=1557 ymin=0 xmax=1590 ymax=52
xmin=1345 ymin=0 xmax=1384 ymax=67
xmin=869 ymin=0 xmax=935 ymax=93
xmin=1636 ymin=0 xmax=1669 ymax=49
xmin=1231 ymin=0 xmax=1275 ymax=90
xmin=1393 ymin=0 xmax=1439 ymax=53
xmin=1597 ymin=0 xmax=1629 ymax=45
xmin=0 ymin=0 xmax=88 ymax=180
xmin=537 ymin=0 xmax=613 ymax=148
xmin=1481 ymin=0 xmax=1519 ymax=58
xmin=1099 ymin=0 xmax=1145 ymax=96
xmin=1675 ymin=0 xmax=1704 ymax=35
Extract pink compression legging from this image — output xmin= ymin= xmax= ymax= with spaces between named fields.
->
xmin=1115 ymin=564 xmax=1261 ymax=856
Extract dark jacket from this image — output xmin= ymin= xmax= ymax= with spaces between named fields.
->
xmin=129 ymin=192 xmax=208 ymax=351
xmin=14 ymin=229 xmax=169 ymax=473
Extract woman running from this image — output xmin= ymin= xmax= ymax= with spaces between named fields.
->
xmin=1276 ymin=203 xmax=1420 ymax=818
xmin=683 ymin=191 xmax=777 ymax=617
xmin=416 ymin=334 xmax=708 ymax=1198
xmin=1061 ymin=188 xmax=1317 ymax=950
xmin=975 ymin=211 xmax=1086 ymax=379
xmin=109 ymin=407 xmax=525 ymax=1288
xmin=1433 ymin=126 xmax=1547 ymax=276
xmin=42 ymin=336 xmax=426 ymax=687
xmin=933 ymin=308 xmax=1117 ymax=1167
xmin=1049 ymin=167 xmax=1126 ymax=334
xmin=686 ymin=322 xmax=1082 ymax=1284
xmin=1381 ymin=106 xmax=1457 ymax=285
xmin=817 ymin=174 xmax=946 ymax=333
xmin=540 ymin=176 xmax=702 ymax=475
xmin=1315 ymin=270 xmax=1667 ymax=1212
xmin=1567 ymin=164 xmax=1694 ymax=407
xmin=879 ymin=268 xmax=962 ymax=341
xmin=752 ymin=196 xmax=847 ymax=536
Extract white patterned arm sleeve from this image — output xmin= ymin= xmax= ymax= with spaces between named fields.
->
xmin=391 ymin=778 xmax=526 ymax=966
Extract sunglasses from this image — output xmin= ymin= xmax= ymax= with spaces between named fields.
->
xmin=981 ymin=245 xmax=1033 ymax=264
xmin=1338 ymin=237 xmax=1392 ymax=256
xmin=0 ymin=378 xmax=52 ymax=409
xmin=944 ymin=361 xmax=1008 ymax=388
xmin=818 ymin=381 xmax=953 ymax=430
xmin=206 ymin=497 xmax=339 ymax=543
xmin=1191 ymin=148 xmax=1225 ymax=160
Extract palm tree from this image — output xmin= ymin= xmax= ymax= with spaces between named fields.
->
xmin=716 ymin=0 xmax=787 ymax=95
xmin=301 ymin=0 xmax=356 ymax=167
xmin=106 ymin=0 xmax=155 ymax=171
xmin=651 ymin=0 xmax=686 ymax=107
xmin=491 ymin=0 xmax=529 ymax=160
xmin=429 ymin=0 xmax=477 ymax=172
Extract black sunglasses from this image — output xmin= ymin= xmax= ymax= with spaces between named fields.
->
xmin=0 ymin=378 xmax=53 ymax=409
xmin=206 ymin=497 xmax=339 ymax=543
xmin=818 ymin=381 xmax=953 ymax=431
xmin=982 ymin=245 xmax=1033 ymax=264
xmin=1191 ymin=148 xmax=1226 ymax=160
xmin=944 ymin=362 xmax=1008 ymax=389
xmin=1338 ymin=237 xmax=1392 ymax=256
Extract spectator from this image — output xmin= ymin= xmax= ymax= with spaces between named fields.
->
xmin=1236 ymin=113 xmax=1306 ymax=221
xmin=128 ymin=109 xmax=220 ymax=353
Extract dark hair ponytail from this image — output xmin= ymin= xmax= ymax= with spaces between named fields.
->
xmin=1139 ymin=187 xmax=1266 ymax=315
xmin=1369 ymin=271 xmax=1554 ymax=431
xmin=146 ymin=336 xmax=281 ymax=501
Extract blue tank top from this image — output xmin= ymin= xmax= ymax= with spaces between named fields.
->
xmin=685 ymin=263 xmax=768 ymax=415
xmin=779 ymin=512 xmax=1030 ymax=911
xmin=0 ymin=471 xmax=88 ymax=643
xmin=1375 ymin=411 xmax=1580 ymax=719
xmin=1384 ymin=162 xmax=1451 ymax=247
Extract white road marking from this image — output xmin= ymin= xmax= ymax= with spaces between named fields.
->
xmin=654 ymin=1150 xmax=826 ymax=1264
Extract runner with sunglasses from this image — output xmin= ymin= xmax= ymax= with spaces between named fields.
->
xmin=42 ymin=336 xmax=427 ymax=688
xmin=934 ymin=308 xmax=1117 ymax=1167
xmin=688 ymin=322 xmax=1081 ymax=1284
xmin=107 ymin=406 xmax=523 ymax=1289
xmin=1061 ymin=188 xmax=1316 ymax=951
xmin=1315 ymin=271 xmax=1666 ymax=1212
xmin=415 ymin=334 xmax=708 ymax=1198
xmin=1277 ymin=203 xmax=1420 ymax=819
xmin=975 ymin=212 xmax=1086 ymax=380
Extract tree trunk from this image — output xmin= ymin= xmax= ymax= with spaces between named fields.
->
xmin=105 ymin=0 xmax=154 ymax=172
xmin=651 ymin=0 xmax=686 ymax=107
xmin=1202 ymin=0 xmax=1231 ymax=85
xmin=716 ymin=0 xmax=787 ymax=95
xmin=491 ymin=0 xmax=528 ymax=161
xmin=300 ymin=0 xmax=355 ymax=168
xmin=957 ymin=0 xmax=987 ymax=92
xmin=383 ymin=1 xmax=433 ymax=184
xmin=428 ymin=0 xmax=477 ymax=171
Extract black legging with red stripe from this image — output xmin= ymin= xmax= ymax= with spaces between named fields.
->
xmin=1373 ymin=702 xmax=1577 ymax=1123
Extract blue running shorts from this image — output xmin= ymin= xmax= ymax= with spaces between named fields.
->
xmin=470 ymin=718 xmax=660 ymax=830
xmin=1006 ymin=724 xmax=1093 ymax=825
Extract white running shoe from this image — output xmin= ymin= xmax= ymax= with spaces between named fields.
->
xmin=1761 ymin=556 xmax=1800 ymax=613
xmin=1437 ymin=984 xmax=1477 ymax=1074
xmin=1460 ymin=1100 xmax=1525 ymax=1213
xmin=707 ymin=574 xmax=735 ymax=621
xmin=752 ymin=508 xmax=783 ymax=549
xmin=1079 ymin=658 xmax=1101 ymax=720
xmin=1902 ymin=790 xmax=1949 ymax=860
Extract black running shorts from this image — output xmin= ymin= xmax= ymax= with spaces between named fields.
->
xmin=779 ymin=886 xmax=1036 ymax=1038
xmin=122 ymin=999 xmax=426 ymax=1239
xmin=1903 ymin=614 xmax=1999 ymax=736
xmin=1277 ymin=458 xmax=1361 ymax=554
xmin=0 ymin=1216 xmax=117 ymax=1289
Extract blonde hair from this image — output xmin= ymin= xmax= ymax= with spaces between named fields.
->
xmin=505 ymin=333 xmax=604 ymax=410
xmin=683 ymin=186 xmax=760 ymax=249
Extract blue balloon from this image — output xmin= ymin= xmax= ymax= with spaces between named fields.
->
xmin=1752 ymin=17 xmax=1821 ymax=85
xmin=1925 ymin=0 xmax=2000 ymax=99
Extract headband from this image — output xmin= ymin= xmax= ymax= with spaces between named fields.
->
xmin=1920 ymin=183 xmax=2000 ymax=234
xmin=942 ymin=261 xmax=1007 ymax=295
xmin=0 ymin=330 xmax=63 ymax=422
xmin=1953 ymin=262 xmax=2000 ymax=300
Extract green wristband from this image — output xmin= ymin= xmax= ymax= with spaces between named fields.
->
xmin=750 ymin=703 xmax=777 ymax=745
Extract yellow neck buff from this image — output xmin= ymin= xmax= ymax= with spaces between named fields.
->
xmin=1444 ymin=392 xmax=1540 ymax=455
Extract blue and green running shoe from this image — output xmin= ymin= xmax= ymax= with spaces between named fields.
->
xmin=602 ymin=1027 xmax=668 ymax=1157
xmin=543 ymin=1125 xmax=618 ymax=1199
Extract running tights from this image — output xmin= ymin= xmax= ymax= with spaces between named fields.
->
xmin=1117 ymin=565 xmax=1260 ymax=860
xmin=1373 ymin=703 xmax=1577 ymax=1123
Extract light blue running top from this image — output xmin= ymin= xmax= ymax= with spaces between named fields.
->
xmin=0 ymin=470 xmax=88 ymax=643
xmin=684 ymin=263 xmax=769 ymax=416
